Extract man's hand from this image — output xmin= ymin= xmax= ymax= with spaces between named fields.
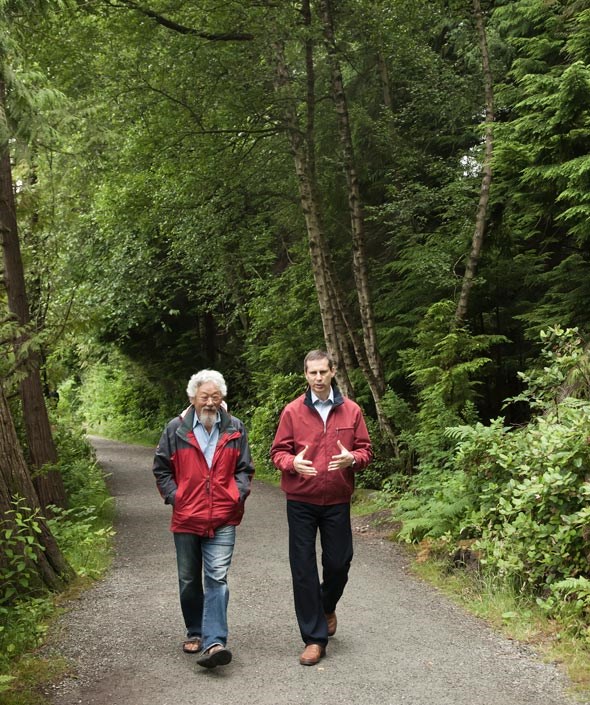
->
xmin=293 ymin=445 xmax=317 ymax=476
xmin=328 ymin=440 xmax=355 ymax=471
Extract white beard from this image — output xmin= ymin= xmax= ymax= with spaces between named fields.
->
xmin=199 ymin=409 xmax=217 ymax=430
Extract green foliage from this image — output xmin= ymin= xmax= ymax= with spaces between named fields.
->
xmin=399 ymin=300 xmax=503 ymax=470
xmin=0 ymin=499 xmax=54 ymax=675
xmin=77 ymin=352 xmax=178 ymax=444
xmin=47 ymin=506 xmax=114 ymax=580
xmin=393 ymin=324 xmax=590 ymax=619
xmin=506 ymin=325 xmax=590 ymax=411
xmin=393 ymin=467 xmax=479 ymax=543
xmin=0 ymin=420 xmax=113 ymax=681
xmin=0 ymin=498 xmax=45 ymax=607
xmin=448 ymin=329 xmax=590 ymax=605
xmin=385 ymin=302 xmax=506 ymax=539
xmin=248 ymin=373 xmax=303 ymax=482
xmin=538 ymin=577 xmax=590 ymax=643
xmin=457 ymin=402 xmax=590 ymax=591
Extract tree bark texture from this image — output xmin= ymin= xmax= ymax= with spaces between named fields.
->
xmin=377 ymin=52 xmax=393 ymax=111
xmin=272 ymin=37 xmax=354 ymax=398
xmin=317 ymin=0 xmax=398 ymax=452
xmin=455 ymin=0 xmax=494 ymax=325
xmin=317 ymin=0 xmax=385 ymax=395
xmin=0 ymin=78 xmax=66 ymax=509
xmin=0 ymin=383 xmax=73 ymax=593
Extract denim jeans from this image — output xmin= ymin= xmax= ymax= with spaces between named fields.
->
xmin=174 ymin=525 xmax=236 ymax=650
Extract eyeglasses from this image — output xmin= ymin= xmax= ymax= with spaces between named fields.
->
xmin=197 ymin=393 xmax=222 ymax=404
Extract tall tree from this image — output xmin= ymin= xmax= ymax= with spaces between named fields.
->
xmin=272 ymin=28 xmax=354 ymax=398
xmin=315 ymin=0 xmax=398 ymax=448
xmin=455 ymin=0 xmax=495 ymax=325
xmin=0 ymin=378 xmax=73 ymax=592
xmin=0 ymin=75 xmax=65 ymax=508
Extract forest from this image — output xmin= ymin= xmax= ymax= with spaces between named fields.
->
xmin=1 ymin=0 xmax=590 ymax=697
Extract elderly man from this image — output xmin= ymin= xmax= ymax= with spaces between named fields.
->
xmin=271 ymin=349 xmax=372 ymax=666
xmin=153 ymin=369 xmax=254 ymax=669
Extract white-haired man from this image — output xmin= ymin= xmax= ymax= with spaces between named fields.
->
xmin=153 ymin=369 xmax=254 ymax=669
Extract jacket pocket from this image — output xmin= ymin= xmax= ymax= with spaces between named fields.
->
xmin=335 ymin=425 xmax=355 ymax=450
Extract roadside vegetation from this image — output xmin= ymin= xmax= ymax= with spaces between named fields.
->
xmin=1 ymin=1 xmax=590 ymax=703
xmin=0 ymin=419 xmax=114 ymax=705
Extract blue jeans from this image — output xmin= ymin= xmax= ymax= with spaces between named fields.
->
xmin=174 ymin=525 xmax=236 ymax=650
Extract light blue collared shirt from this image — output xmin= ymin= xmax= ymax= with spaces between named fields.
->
xmin=193 ymin=411 xmax=221 ymax=468
xmin=311 ymin=388 xmax=334 ymax=427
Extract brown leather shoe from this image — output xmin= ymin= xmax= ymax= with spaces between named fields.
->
xmin=325 ymin=611 xmax=337 ymax=637
xmin=299 ymin=643 xmax=326 ymax=666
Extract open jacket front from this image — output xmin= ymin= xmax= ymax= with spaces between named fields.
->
xmin=153 ymin=407 xmax=254 ymax=537
xmin=270 ymin=385 xmax=372 ymax=506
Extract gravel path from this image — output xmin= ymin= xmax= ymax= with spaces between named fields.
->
xmin=44 ymin=437 xmax=586 ymax=705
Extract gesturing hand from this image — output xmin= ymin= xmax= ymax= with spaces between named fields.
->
xmin=293 ymin=445 xmax=317 ymax=476
xmin=328 ymin=440 xmax=355 ymax=472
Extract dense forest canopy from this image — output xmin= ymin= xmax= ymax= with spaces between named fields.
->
xmin=0 ymin=0 xmax=587 ymax=435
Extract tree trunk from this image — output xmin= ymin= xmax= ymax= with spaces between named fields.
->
xmin=272 ymin=35 xmax=354 ymax=398
xmin=0 ymin=383 xmax=73 ymax=593
xmin=317 ymin=0 xmax=398 ymax=450
xmin=0 ymin=78 xmax=66 ymax=509
xmin=377 ymin=52 xmax=393 ymax=111
xmin=455 ymin=0 xmax=494 ymax=325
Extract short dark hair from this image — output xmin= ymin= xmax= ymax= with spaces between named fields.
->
xmin=304 ymin=349 xmax=334 ymax=372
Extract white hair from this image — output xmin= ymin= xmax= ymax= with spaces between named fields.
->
xmin=186 ymin=369 xmax=227 ymax=399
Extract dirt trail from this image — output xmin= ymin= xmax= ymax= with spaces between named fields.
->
xmin=44 ymin=437 xmax=586 ymax=705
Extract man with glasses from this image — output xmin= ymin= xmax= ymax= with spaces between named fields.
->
xmin=153 ymin=369 xmax=254 ymax=668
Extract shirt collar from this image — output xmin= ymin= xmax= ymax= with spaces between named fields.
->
xmin=311 ymin=388 xmax=334 ymax=405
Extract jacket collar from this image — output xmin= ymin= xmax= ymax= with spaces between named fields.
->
xmin=304 ymin=383 xmax=344 ymax=409
xmin=177 ymin=405 xmax=236 ymax=442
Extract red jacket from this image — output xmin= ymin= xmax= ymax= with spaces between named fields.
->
xmin=270 ymin=386 xmax=372 ymax=505
xmin=153 ymin=407 xmax=254 ymax=536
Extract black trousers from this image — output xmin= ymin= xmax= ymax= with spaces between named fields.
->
xmin=286 ymin=500 xmax=354 ymax=646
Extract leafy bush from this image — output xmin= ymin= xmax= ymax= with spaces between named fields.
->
xmin=0 ymin=499 xmax=54 ymax=674
xmin=76 ymin=353 xmax=177 ymax=443
xmin=0 ymin=419 xmax=114 ymax=679
xmin=47 ymin=506 xmax=115 ymax=579
xmin=392 ymin=324 xmax=590 ymax=623
xmin=248 ymin=372 xmax=303 ymax=482
xmin=538 ymin=576 xmax=590 ymax=643
xmin=453 ymin=404 xmax=590 ymax=591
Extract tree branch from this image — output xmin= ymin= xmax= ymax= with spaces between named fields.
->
xmin=114 ymin=0 xmax=254 ymax=41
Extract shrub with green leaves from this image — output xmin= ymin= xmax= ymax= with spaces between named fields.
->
xmin=0 ymin=499 xmax=54 ymax=674
xmin=453 ymin=405 xmax=590 ymax=590
xmin=449 ymin=327 xmax=590 ymax=593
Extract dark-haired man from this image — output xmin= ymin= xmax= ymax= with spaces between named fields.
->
xmin=270 ymin=350 xmax=372 ymax=665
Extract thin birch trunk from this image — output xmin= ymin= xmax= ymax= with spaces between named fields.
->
xmin=377 ymin=52 xmax=393 ymax=111
xmin=317 ymin=0 xmax=385 ymax=395
xmin=455 ymin=0 xmax=494 ymax=325
xmin=272 ymin=37 xmax=354 ymax=397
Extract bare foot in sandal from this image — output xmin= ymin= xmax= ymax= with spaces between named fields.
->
xmin=182 ymin=638 xmax=201 ymax=653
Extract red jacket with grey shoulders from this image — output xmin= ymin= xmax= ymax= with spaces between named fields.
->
xmin=270 ymin=385 xmax=372 ymax=506
xmin=152 ymin=407 xmax=254 ymax=537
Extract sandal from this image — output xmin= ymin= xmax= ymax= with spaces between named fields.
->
xmin=182 ymin=637 xmax=202 ymax=654
xmin=197 ymin=644 xmax=232 ymax=668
